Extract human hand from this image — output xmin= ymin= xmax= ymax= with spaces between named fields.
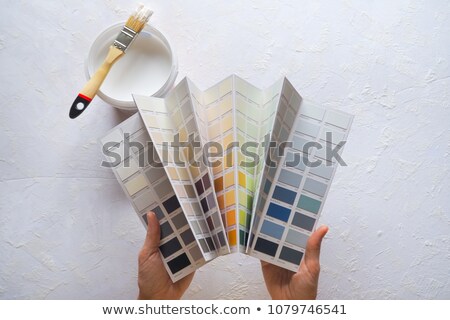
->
xmin=137 ymin=212 xmax=195 ymax=300
xmin=261 ymin=225 xmax=329 ymax=300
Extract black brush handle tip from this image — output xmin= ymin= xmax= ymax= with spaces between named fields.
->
xmin=69 ymin=94 xmax=92 ymax=119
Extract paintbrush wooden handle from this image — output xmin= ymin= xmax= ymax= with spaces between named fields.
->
xmin=69 ymin=46 xmax=124 ymax=119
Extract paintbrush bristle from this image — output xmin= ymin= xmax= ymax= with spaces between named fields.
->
xmin=125 ymin=4 xmax=153 ymax=33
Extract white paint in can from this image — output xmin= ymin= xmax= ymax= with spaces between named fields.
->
xmin=86 ymin=22 xmax=178 ymax=110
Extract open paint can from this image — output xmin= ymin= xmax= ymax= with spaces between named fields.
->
xmin=85 ymin=22 xmax=178 ymax=110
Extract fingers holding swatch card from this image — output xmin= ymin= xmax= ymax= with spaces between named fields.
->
xmin=138 ymin=212 xmax=195 ymax=300
xmin=261 ymin=225 xmax=329 ymax=300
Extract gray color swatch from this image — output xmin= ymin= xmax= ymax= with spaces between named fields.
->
xmin=285 ymin=229 xmax=309 ymax=248
xmin=198 ymin=238 xmax=209 ymax=252
xmin=145 ymin=167 xmax=166 ymax=184
xmin=304 ymin=178 xmax=327 ymax=197
xmin=279 ymin=246 xmax=304 ymax=265
xmin=295 ymin=119 xmax=320 ymax=137
xmin=300 ymin=104 xmax=325 ymax=121
xmin=191 ymin=221 xmax=201 ymax=234
xmin=152 ymin=206 xmax=165 ymax=220
xmin=180 ymin=229 xmax=196 ymax=245
xmin=285 ymin=151 xmax=306 ymax=172
xmin=308 ymin=162 xmax=334 ymax=180
xmin=189 ymin=246 xmax=203 ymax=261
xmin=134 ymin=191 xmax=154 ymax=212
xmin=292 ymin=212 xmax=316 ymax=231
xmin=160 ymin=221 xmax=173 ymax=239
xmin=172 ymin=213 xmax=188 ymax=229
xmin=292 ymin=135 xmax=309 ymax=153
xmin=279 ymin=169 xmax=302 ymax=188
xmin=154 ymin=179 xmax=173 ymax=198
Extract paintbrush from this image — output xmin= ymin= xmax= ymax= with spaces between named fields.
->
xmin=69 ymin=5 xmax=153 ymax=119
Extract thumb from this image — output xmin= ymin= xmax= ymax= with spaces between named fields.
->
xmin=304 ymin=225 xmax=328 ymax=271
xmin=140 ymin=212 xmax=161 ymax=258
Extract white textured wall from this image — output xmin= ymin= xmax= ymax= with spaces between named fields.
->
xmin=0 ymin=0 xmax=449 ymax=299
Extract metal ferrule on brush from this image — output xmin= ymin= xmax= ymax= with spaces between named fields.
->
xmin=113 ymin=26 xmax=138 ymax=52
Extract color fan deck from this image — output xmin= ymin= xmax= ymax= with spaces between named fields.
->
xmin=100 ymin=75 xmax=353 ymax=282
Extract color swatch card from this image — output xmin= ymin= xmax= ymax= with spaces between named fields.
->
xmin=246 ymin=98 xmax=353 ymax=271
xmin=101 ymin=75 xmax=353 ymax=280
xmin=101 ymin=113 xmax=235 ymax=282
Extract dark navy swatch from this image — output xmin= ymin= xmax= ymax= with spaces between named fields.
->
xmin=254 ymin=237 xmax=279 ymax=257
xmin=272 ymin=186 xmax=297 ymax=205
xmin=163 ymin=196 xmax=180 ymax=214
xmin=159 ymin=237 xmax=182 ymax=258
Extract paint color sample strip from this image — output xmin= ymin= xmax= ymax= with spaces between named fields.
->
xmin=135 ymin=79 xmax=230 ymax=256
xmin=247 ymin=101 xmax=353 ymax=271
xmin=192 ymin=77 xmax=240 ymax=251
xmin=245 ymin=78 xmax=301 ymax=254
xmin=100 ymin=114 xmax=205 ymax=282
xmin=189 ymin=80 xmax=233 ymax=252
xmin=233 ymin=76 xmax=281 ymax=250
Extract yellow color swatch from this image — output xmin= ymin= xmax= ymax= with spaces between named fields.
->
xmin=238 ymin=171 xmax=246 ymax=187
xmin=225 ymin=189 xmax=235 ymax=207
xmin=239 ymin=190 xmax=247 ymax=207
xmin=223 ymin=134 xmax=233 ymax=150
xmin=224 ymin=151 xmax=234 ymax=169
xmin=224 ymin=171 xmax=234 ymax=189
